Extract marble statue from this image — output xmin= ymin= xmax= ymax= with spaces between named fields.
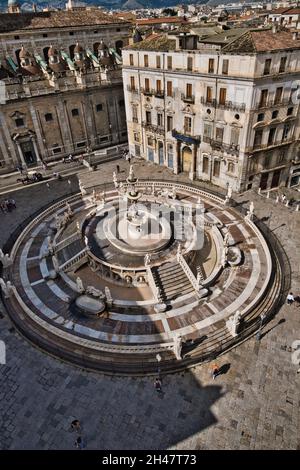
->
xmin=128 ymin=165 xmax=134 ymax=181
xmin=0 ymin=278 xmax=14 ymax=299
xmin=245 ymin=201 xmax=254 ymax=221
xmin=66 ymin=202 xmax=73 ymax=217
xmin=173 ymin=334 xmax=183 ymax=360
xmin=47 ymin=236 xmax=54 ymax=256
xmin=86 ymin=285 xmax=105 ymax=299
xmin=76 ymin=221 xmax=81 ymax=233
xmin=79 ymin=180 xmax=87 ymax=196
xmin=76 ymin=276 xmax=85 ymax=294
xmin=0 ymin=249 xmax=13 ymax=268
xmin=105 ymin=286 xmax=113 ymax=306
xmin=225 ymin=185 xmax=232 ymax=204
xmin=144 ymin=253 xmax=151 ymax=267
xmin=223 ymin=232 xmax=230 ymax=247
xmin=221 ymin=246 xmax=228 ymax=268
xmin=113 ymin=171 xmax=119 ymax=189
xmin=226 ymin=310 xmax=242 ymax=337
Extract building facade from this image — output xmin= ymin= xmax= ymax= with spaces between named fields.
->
xmin=122 ymin=29 xmax=300 ymax=192
xmin=0 ymin=4 xmax=131 ymax=173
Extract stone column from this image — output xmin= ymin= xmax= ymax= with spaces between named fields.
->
xmin=0 ymin=111 xmax=18 ymax=167
xmin=31 ymin=137 xmax=41 ymax=164
xmin=189 ymin=143 xmax=198 ymax=180
xmin=15 ymin=141 xmax=27 ymax=168
xmin=29 ymin=103 xmax=47 ymax=161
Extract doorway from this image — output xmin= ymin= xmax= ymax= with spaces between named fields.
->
xmin=260 ymin=172 xmax=269 ymax=190
xmin=20 ymin=141 xmax=37 ymax=166
xmin=271 ymin=169 xmax=281 ymax=188
xmin=158 ymin=141 xmax=164 ymax=165
xmin=182 ymin=146 xmax=192 ymax=173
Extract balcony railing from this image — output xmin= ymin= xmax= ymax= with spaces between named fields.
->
xmin=127 ymin=85 xmax=139 ymax=94
xmin=140 ymin=87 xmax=165 ymax=98
xmin=203 ymin=136 xmax=240 ymax=155
xmin=142 ymin=122 xmax=165 ymax=135
xmin=253 ymin=97 xmax=294 ymax=110
xmin=248 ymin=138 xmax=295 ymax=152
xmin=200 ymin=97 xmax=246 ymax=112
xmin=181 ymin=93 xmax=195 ymax=104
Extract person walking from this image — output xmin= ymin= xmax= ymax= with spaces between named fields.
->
xmin=74 ymin=436 xmax=85 ymax=449
xmin=211 ymin=363 xmax=220 ymax=380
xmin=116 ymin=164 xmax=120 ymax=173
xmin=287 ymin=292 xmax=295 ymax=306
xmin=154 ymin=377 xmax=162 ymax=394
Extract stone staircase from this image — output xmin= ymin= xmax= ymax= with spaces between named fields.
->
xmin=151 ymin=261 xmax=194 ymax=302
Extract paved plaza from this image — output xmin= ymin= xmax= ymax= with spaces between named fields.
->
xmin=1 ymin=158 xmax=300 ymax=450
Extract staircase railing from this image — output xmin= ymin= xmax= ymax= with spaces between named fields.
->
xmin=177 ymin=253 xmax=200 ymax=294
xmin=146 ymin=266 xmax=160 ymax=302
xmin=59 ymin=248 xmax=88 ymax=272
xmin=55 ymin=232 xmax=81 ymax=252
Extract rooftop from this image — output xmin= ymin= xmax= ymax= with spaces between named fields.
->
xmin=136 ymin=17 xmax=187 ymax=26
xmin=223 ymin=30 xmax=300 ymax=53
xmin=125 ymin=34 xmax=176 ymax=51
xmin=0 ymin=10 xmax=129 ymax=34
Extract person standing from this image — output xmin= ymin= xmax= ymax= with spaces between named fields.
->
xmin=211 ymin=363 xmax=220 ymax=380
xmin=154 ymin=377 xmax=162 ymax=394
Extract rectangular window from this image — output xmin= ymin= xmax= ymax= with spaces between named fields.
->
xmin=96 ymin=104 xmax=103 ymax=112
xmin=144 ymin=55 xmax=148 ymax=67
xmin=129 ymin=54 xmax=134 ymax=66
xmin=187 ymin=56 xmax=193 ymax=71
xmin=167 ymin=81 xmax=173 ymax=97
xmin=282 ymin=124 xmax=290 ymax=141
xmin=76 ymin=142 xmax=86 ymax=148
xmin=279 ymin=56 xmax=287 ymax=73
xmin=146 ymin=111 xmax=151 ymax=124
xmin=203 ymin=123 xmax=212 ymax=140
xmin=208 ymin=58 xmax=215 ymax=73
xmin=274 ymin=87 xmax=283 ymax=105
xmin=216 ymin=127 xmax=224 ymax=142
xmin=213 ymin=160 xmax=220 ymax=177
xmin=206 ymin=86 xmax=212 ymax=103
xmin=135 ymin=145 xmax=141 ymax=157
xmin=254 ymin=129 xmax=263 ymax=147
xmin=167 ymin=56 xmax=172 ymax=70
xmin=263 ymin=59 xmax=271 ymax=75
xmin=130 ymin=76 xmax=135 ymax=91
xmin=186 ymin=83 xmax=192 ymax=98
xmin=222 ymin=59 xmax=229 ymax=75
xmin=144 ymin=78 xmax=150 ymax=92
xmin=45 ymin=113 xmax=53 ymax=122
xmin=230 ymin=127 xmax=240 ymax=146
xmin=167 ymin=115 xmax=173 ymax=132
xmin=147 ymin=136 xmax=153 ymax=146
xmin=52 ymin=147 xmax=62 ymax=154
xmin=268 ymin=128 xmax=276 ymax=145
xmin=202 ymin=156 xmax=209 ymax=174
xmin=148 ymin=147 xmax=154 ymax=162
xmin=15 ymin=118 xmax=24 ymax=127
xmin=156 ymin=80 xmax=162 ymax=93
xmin=132 ymin=106 xmax=138 ymax=121
xmin=157 ymin=113 xmax=163 ymax=127
xmin=219 ymin=88 xmax=226 ymax=105
xmin=259 ymin=89 xmax=268 ymax=107
xmin=156 ymin=56 xmax=161 ymax=69
xmin=71 ymin=108 xmax=79 ymax=117
xmin=133 ymin=132 xmax=140 ymax=143
xmin=184 ymin=116 xmax=192 ymax=134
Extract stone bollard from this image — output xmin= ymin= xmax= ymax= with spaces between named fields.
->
xmin=296 ymin=205 xmax=299 ymax=212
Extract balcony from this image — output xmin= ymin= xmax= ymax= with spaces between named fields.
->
xmin=140 ymin=88 xmax=165 ymax=98
xmin=248 ymin=138 xmax=295 ymax=152
xmin=201 ymin=97 xmax=217 ymax=107
xmin=172 ymin=129 xmax=200 ymax=145
xmin=142 ymin=122 xmax=165 ymax=135
xmin=203 ymin=136 xmax=240 ymax=155
xmin=141 ymin=87 xmax=153 ymax=96
xmin=181 ymin=93 xmax=195 ymax=104
xmin=217 ymin=100 xmax=246 ymax=112
xmin=127 ymin=85 xmax=139 ymax=94
xmin=253 ymin=97 xmax=293 ymax=110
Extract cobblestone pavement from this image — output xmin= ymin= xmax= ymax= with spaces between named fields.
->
xmin=0 ymin=160 xmax=300 ymax=450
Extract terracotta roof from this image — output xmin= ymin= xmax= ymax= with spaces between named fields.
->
xmin=0 ymin=10 xmax=129 ymax=34
xmin=125 ymin=34 xmax=176 ymax=51
xmin=222 ymin=30 xmax=300 ymax=53
xmin=268 ymin=7 xmax=300 ymax=15
xmin=136 ymin=17 xmax=186 ymax=26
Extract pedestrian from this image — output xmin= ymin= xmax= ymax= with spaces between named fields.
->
xmin=128 ymin=154 xmax=131 ymax=163
xmin=71 ymin=419 xmax=81 ymax=432
xmin=211 ymin=363 xmax=220 ymax=380
xmin=116 ymin=164 xmax=120 ymax=173
xmin=287 ymin=292 xmax=295 ymax=305
xmin=74 ymin=436 xmax=85 ymax=449
xmin=154 ymin=377 xmax=162 ymax=394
